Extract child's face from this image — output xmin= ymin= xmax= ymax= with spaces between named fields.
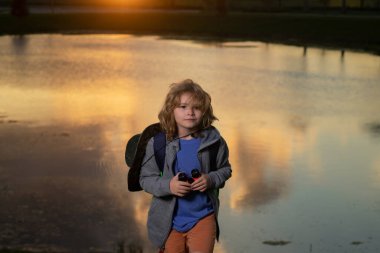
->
xmin=174 ymin=92 xmax=202 ymax=136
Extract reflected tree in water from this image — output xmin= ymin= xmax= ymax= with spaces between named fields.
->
xmin=11 ymin=35 xmax=28 ymax=54
xmin=230 ymin=126 xmax=290 ymax=209
xmin=365 ymin=122 xmax=380 ymax=138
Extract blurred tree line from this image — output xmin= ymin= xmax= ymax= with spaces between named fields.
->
xmin=10 ymin=0 xmax=29 ymax=16
xmin=4 ymin=0 xmax=380 ymax=17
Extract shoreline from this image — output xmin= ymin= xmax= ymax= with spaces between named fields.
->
xmin=1 ymin=11 xmax=380 ymax=55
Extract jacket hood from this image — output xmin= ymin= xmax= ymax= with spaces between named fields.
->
xmin=168 ymin=125 xmax=221 ymax=152
xmin=198 ymin=126 xmax=221 ymax=150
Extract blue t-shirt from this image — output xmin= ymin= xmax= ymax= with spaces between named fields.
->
xmin=172 ymin=138 xmax=214 ymax=232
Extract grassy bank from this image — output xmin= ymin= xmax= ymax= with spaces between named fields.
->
xmin=1 ymin=12 xmax=380 ymax=54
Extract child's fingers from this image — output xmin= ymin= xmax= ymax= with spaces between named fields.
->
xmin=191 ymin=179 xmax=203 ymax=187
xmin=174 ymin=182 xmax=191 ymax=196
xmin=178 ymin=184 xmax=191 ymax=191
xmin=197 ymin=186 xmax=208 ymax=192
xmin=191 ymin=181 xmax=207 ymax=191
xmin=178 ymin=181 xmax=191 ymax=188
xmin=192 ymin=184 xmax=206 ymax=192
xmin=170 ymin=175 xmax=191 ymax=196
xmin=191 ymin=174 xmax=208 ymax=191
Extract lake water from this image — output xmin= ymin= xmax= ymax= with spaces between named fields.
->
xmin=0 ymin=34 xmax=380 ymax=253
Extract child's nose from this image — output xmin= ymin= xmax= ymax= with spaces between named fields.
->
xmin=187 ymin=108 xmax=195 ymax=115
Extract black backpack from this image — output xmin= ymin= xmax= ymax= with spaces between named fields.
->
xmin=125 ymin=123 xmax=220 ymax=192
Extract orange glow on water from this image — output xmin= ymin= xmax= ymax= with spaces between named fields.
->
xmin=2 ymin=34 xmax=380 ymax=253
xmin=222 ymin=119 xmax=293 ymax=211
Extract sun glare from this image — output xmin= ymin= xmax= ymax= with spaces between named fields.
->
xmin=96 ymin=0 xmax=151 ymax=8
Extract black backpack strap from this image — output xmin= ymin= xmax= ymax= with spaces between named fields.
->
xmin=153 ymin=132 xmax=166 ymax=173
xmin=209 ymin=139 xmax=221 ymax=172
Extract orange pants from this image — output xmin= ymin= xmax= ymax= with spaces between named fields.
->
xmin=164 ymin=213 xmax=216 ymax=253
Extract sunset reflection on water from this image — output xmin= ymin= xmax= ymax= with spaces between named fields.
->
xmin=1 ymin=34 xmax=380 ymax=253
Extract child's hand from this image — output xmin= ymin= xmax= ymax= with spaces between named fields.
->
xmin=170 ymin=173 xmax=191 ymax=197
xmin=191 ymin=174 xmax=209 ymax=192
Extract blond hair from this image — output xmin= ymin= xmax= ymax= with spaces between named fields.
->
xmin=158 ymin=79 xmax=218 ymax=140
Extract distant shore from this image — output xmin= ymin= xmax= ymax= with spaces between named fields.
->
xmin=1 ymin=10 xmax=380 ymax=54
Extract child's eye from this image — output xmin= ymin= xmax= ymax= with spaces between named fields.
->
xmin=179 ymin=105 xmax=186 ymax=109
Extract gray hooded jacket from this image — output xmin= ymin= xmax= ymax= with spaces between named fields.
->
xmin=139 ymin=126 xmax=232 ymax=248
